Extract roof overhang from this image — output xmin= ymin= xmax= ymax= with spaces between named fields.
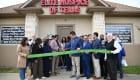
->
xmin=87 ymin=6 xmax=115 ymax=13
xmin=1 ymin=0 xmax=140 ymax=17
xmin=106 ymin=11 xmax=140 ymax=17
xmin=0 ymin=13 xmax=24 ymax=18
xmin=14 ymin=7 xmax=43 ymax=14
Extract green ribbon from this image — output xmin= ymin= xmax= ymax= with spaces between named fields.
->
xmin=27 ymin=49 xmax=111 ymax=59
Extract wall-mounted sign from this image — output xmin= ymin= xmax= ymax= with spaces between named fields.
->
xmin=105 ymin=25 xmax=132 ymax=43
xmin=40 ymin=0 xmax=88 ymax=14
xmin=1 ymin=26 xmax=25 ymax=44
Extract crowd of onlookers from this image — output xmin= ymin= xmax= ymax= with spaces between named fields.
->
xmin=17 ymin=31 xmax=126 ymax=80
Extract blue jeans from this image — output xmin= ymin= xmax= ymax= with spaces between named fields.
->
xmin=19 ymin=68 xmax=26 ymax=80
xmin=65 ymin=55 xmax=72 ymax=71
xmin=19 ymin=59 xmax=28 ymax=80
xmin=117 ymin=58 xmax=123 ymax=78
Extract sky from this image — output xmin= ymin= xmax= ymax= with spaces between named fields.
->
xmin=0 ymin=0 xmax=140 ymax=8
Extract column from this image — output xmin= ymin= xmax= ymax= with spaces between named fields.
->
xmin=25 ymin=13 xmax=39 ymax=38
xmin=92 ymin=12 xmax=105 ymax=35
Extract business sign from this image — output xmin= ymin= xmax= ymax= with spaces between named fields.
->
xmin=1 ymin=26 xmax=25 ymax=44
xmin=105 ymin=25 xmax=132 ymax=43
xmin=40 ymin=0 xmax=88 ymax=14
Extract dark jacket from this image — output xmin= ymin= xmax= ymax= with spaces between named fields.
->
xmin=65 ymin=41 xmax=71 ymax=51
xmin=100 ymin=39 xmax=106 ymax=59
xmin=82 ymin=41 xmax=92 ymax=57
xmin=92 ymin=38 xmax=102 ymax=59
xmin=43 ymin=45 xmax=52 ymax=72
xmin=32 ymin=44 xmax=43 ymax=61
xmin=105 ymin=39 xmax=117 ymax=59
xmin=43 ymin=45 xmax=52 ymax=58
xmin=43 ymin=45 xmax=52 ymax=53
xmin=83 ymin=41 xmax=92 ymax=49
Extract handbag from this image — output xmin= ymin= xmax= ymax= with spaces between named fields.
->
xmin=26 ymin=66 xmax=32 ymax=79
xmin=122 ymin=59 xmax=128 ymax=67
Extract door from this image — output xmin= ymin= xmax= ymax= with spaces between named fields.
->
xmin=57 ymin=25 xmax=73 ymax=40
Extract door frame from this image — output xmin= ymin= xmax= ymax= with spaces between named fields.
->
xmin=55 ymin=24 xmax=75 ymax=35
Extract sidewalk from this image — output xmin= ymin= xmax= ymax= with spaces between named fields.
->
xmin=0 ymin=69 xmax=140 ymax=80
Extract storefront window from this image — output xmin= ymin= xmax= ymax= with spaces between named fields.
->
xmin=105 ymin=25 xmax=132 ymax=43
xmin=0 ymin=26 xmax=25 ymax=44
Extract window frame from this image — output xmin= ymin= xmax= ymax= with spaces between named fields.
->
xmin=0 ymin=24 xmax=25 ymax=45
xmin=105 ymin=23 xmax=134 ymax=44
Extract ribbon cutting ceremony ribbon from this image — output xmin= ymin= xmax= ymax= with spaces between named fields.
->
xmin=27 ymin=49 xmax=111 ymax=59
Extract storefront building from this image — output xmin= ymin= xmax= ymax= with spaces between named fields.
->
xmin=0 ymin=0 xmax=140 ymax=67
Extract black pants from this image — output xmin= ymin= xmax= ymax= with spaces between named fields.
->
xmin=90 ymin=54 xmax=94 ymax=75
xmin=32 ymin=59 xmax=43 ymax=79
xmin=117 ymin=58 xmax=123 ymax=78
xmin=80 ymin=56 xmax=83 ymax=74
xmin=100 ymin=58 xmax=108 ymax=78
xmin=107 ymin=58 xmax=118 ymax=80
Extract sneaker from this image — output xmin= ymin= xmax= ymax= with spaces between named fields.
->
xmin=120 ymin=76 xmax=123 ymax=79
xmin=76 ymin=76 xmax=80 ymax=80
xmin=35 ymin=78 xmax=40 ymax=80
xmin=41 ymin=76 xmax=46 ymax=79
xmin=70 ymin=75 xmax=75 ymax=78
xmin=104 ymin=76 xmax=107 ymax=79
xmin=86 ymin=77 xmax=90 ymax=79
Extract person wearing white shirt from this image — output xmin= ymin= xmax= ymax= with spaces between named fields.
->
xmin=28 ymin=34 xmax=36 ymax=46
xmin=105 ymin=33 xmax=122 ymax=80
xmin=41 ymin=37 xmax=47 ymax=47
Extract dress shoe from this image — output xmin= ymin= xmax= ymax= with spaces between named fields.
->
xmin=51 ymin=73 xmax=57 ymax=76
xmin=86 ymin=77 xmax=90 ymax=79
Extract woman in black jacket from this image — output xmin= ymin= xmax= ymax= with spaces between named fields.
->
xmin=43 ymin=39 xmax=52 ymax=77
xmin=32 ymin=38 xmax=44 ymax=80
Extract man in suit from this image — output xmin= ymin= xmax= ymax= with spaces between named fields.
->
xmin=92 ymin=32 xmax=102 ymax=79
xmin=81 ymin=35 xmax=92 ymax=79
xmin=99 ymin=34 xmax=108 ymax=79
xmin=106 ymin=33 xmax=122 ymax=80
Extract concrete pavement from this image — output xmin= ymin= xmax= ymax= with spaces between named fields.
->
xmin=0 ymin=69 xmax=140 ymax=80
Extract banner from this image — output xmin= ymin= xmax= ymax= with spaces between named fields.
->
xmin=27 ymin=49 xmax=111 ymax=59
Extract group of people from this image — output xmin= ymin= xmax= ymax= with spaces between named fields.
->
xmin=17 ymin=31 xmax=126 ymax=80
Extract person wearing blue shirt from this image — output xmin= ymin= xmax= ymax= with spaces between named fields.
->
xmin=92 ymin=32 xmax=102 ymax=79
xmin=43 ymin=39 xmax=52 ymax=77
xmin=118 ymin=40 xmax=126 ymax=79
xmin=81 ymin=35 xmax=92 ymax=79
xmin=65 ymin=36 xmax=72 ymax=71
xmin=69 ymin=31 xmax=83 ymax=80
